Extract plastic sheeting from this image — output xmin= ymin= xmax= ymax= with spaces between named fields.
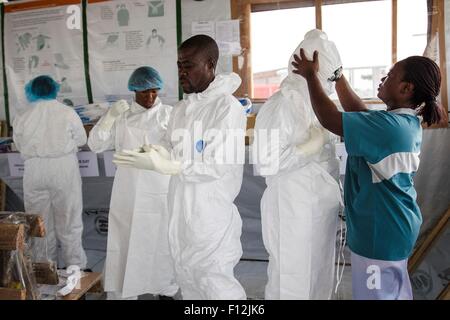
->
xmin=411 ymin=226 xmax=449 ymax=299
xmin=414 ymin=128 xmax=450 ymax=245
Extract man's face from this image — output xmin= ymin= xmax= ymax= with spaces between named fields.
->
xmin=135 ymin=88 xmax=158 ymax=109
xmin=177 ymin=47 xmax=214 ymax=94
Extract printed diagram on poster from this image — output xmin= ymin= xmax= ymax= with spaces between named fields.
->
xmin=191 ymin=21 xmax=215 ymax=39
xmin=4 ymin=1 xmax=89 ymax=122
xmin=215 ymin=20 xmax=241 ymax=56
xmin=116 ymin=3 xmax=130 ymax=27
xmin=146 ymin=28 xmax=166 ymax=55
xmin=87 ymin=0 xmax=178 ymax=105
xmin=148 ymin=1 xmax=164 ymax=17
xmin=191 ymin=19 xmax=241 ymax=56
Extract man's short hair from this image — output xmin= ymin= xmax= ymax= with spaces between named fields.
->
xmin=179 ymin=34 xmax=219 ymax=68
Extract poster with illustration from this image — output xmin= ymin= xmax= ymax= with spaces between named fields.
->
xmin=87 ymin=0 xmax=178 ymax=104
xmin=4 ymin=0 xmax=89 ymax=122
xmin=0 ymin=12 xmax=4 ymax=121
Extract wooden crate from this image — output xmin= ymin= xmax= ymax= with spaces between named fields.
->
xmin=0 ymin=223 xmax=27 ymax=300
xmin=0 ymin=288 xmax=26 ymax=300
xmin=0 ymin=213 xmax=51 ymax=300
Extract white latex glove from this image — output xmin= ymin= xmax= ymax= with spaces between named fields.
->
xmin=57 ymin=265 xmax=81 ymax=296
xmin=142 ymin=144 xmax=171 ymax=160
xmin=98 ymin=99 xmax=130 ymax=131
xmin=113 ymin=148 xmax=181 ymax=175
xmin=296 ymin=126 xmax=327 ymax=157
xmin=150 ymin=147 xmax=181 ymax=175
xmin=109 ymin=99 xmax=130 ymax=117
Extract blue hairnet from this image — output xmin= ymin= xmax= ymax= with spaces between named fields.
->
xmin=128 ymin=66 xmax=163 ymax=92
xmin=25 ymin=75 xmax=60 ymax=103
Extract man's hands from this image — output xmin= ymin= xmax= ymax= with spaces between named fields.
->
xmin=113 ymin=144 xmax=181 ymax=175
xmin=291 ymin=49 xmax=319 ymax=80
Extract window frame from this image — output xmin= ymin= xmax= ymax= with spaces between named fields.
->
xmin=231 ymin=0 xmax=448 ymax=126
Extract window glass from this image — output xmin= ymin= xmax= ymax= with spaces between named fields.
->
xmin=323 ymin=0 xmax=392 ymax=99
xmin=251 ymin=7 xmax=315 ymax=99
xmin=397 ymin=0 xmax=428 ymax=61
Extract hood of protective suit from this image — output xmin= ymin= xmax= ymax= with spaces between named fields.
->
xmin=277 ymin=29 xmax=342 ymax=130
xmin=255 ymin=29 xmax=341 ymax=178
xmin=183 ymin=72 xmax=241 ymax=102
xmin=282 ymin=29 xmax=342 ymax=96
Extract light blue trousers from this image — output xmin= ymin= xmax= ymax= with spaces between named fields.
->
xmin=351 ymin=251 xmax=413 ymax=300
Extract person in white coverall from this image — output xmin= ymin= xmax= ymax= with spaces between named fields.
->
xmin=88 ymin=66 xmax=178 ymax=300
xmin=13 ymin=75 xmax=87 ymax=269
xmin=253 ymin=29 xmax=343 ymax=299
xmin=113 ymin=35 xmax=247 ymax=300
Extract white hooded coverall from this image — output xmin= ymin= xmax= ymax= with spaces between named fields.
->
xmin=13 ymin=100 xmax=87 ymax=268
xmin=88 ymin=98 xmax=178 ymax=299
xmin=164 ymin=73 xmax=247 ymax=300
xmin=253 ymin=30 xmax=343 ymax=299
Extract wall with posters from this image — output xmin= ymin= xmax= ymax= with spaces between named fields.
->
xmin=0 ymin=0 xmax=242 ymax=123
xmin=1 ymin=0 xmax=180 ymax=124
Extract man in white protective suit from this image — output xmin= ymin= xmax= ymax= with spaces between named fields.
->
xmin=88 ymin=66 xmax=178 ymax=300
xmin=113 ymin=35 xmax=247 ymax=300
xmin=253 ymin=29 xmax=343 ymax=299
xmin=13 ymin=75 xmax=87 ymax=269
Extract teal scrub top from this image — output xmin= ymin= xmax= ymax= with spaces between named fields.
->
xmin=342 ymin=108 xmax=423 ymax=261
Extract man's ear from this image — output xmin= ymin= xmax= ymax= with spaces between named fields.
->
xmin=207 ymin=58 xmax=216 ymax=71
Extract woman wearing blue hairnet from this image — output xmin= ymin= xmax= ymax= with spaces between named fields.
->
xmin=88 ymin=66 xmax=177 ymax=300
xmin=13 ymin=75 xmax=88 ymax=269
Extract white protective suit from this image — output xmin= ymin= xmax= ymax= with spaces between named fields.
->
xmin=88 ymin=98 xmax=178 ymax=299
xmin=253 ymin=29 xmax=343 ymax=299
xmin=13 ymin=100 xmax=87 ymax=268
xmin=164 ymin=73 xmax=247 ymax=300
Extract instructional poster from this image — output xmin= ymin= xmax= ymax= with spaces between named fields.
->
xmin=4 ymin=0 xmax=89 ymax=122
xmin=87 ymin=0 xmax=178 ymax=104
xmin=0 ymin=11 xmax=4 ymax=121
